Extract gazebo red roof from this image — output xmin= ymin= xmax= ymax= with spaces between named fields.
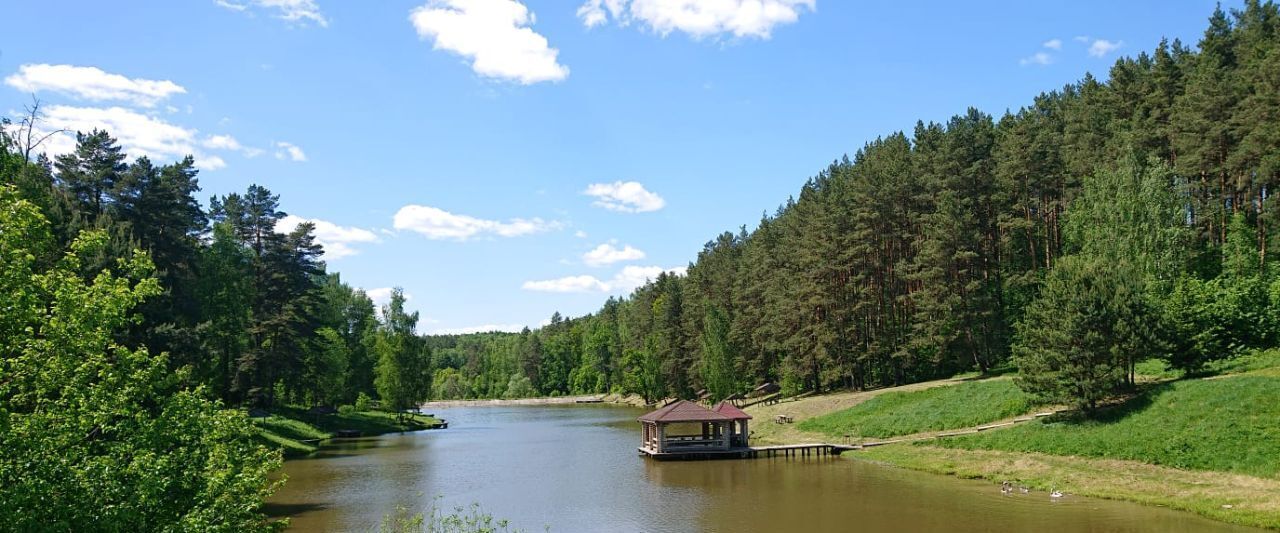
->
xmin=638 ymin=399 xmax=731 ymax=423
xmin=712 ymin=401 xmax=752 ymax=420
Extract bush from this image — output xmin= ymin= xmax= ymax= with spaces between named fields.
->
xmin=338 ymin=404 xmax=356 ymax=416
xmin=355 ymin=392 xmax=373 ymax=412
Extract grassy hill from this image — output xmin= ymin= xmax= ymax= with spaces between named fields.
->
xmin=797 ymin=378 xmax=1034 ymax=439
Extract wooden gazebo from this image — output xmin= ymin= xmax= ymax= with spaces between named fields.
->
xmin=638 ymin=400 xmax=752 ymax=457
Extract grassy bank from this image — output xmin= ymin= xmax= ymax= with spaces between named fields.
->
xmin=797 ymin=379 xmax=1033 ymax=439
xmin=254 ymin=408 xmax=441 ymax=457
xmin=855 ymin=445 xmax=1280 ymax=530
xmin=934 ymin=375 xmax=1280 ymax=478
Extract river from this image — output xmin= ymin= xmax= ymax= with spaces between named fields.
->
xmin=268 ymin=404 xmax=1260 ymax=532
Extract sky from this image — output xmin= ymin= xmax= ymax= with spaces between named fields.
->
xmin=1 ymin=0 xmax=1225 ymax=334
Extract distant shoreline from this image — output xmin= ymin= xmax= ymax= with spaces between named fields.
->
xmin=420 ymin=393 xmax=650 ymax=409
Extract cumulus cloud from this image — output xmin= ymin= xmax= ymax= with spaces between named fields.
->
xmin=521 ymin=275 xmax=611 ymax=293
xmin=215 ymin=0 xmax=328 ymax=27
xmin=276 ymin=214 xmax=380 ymax=259
xmin=365 ymin=287 xmax=407 ymax=307
xmin=577 ymin=0 xmax=814 ymax=39
xmin=1088 ymin=39 xmax=1123 ymax=57
xmin=583 ymin=181 xmax=665 ymax=213
xmin=274 ymin=141 xmax=307 ymax=162
xmin=33 ymin=104 xmax=223 ymax=170
xmin=1020 ymin=52 xmax=1053 ymax=67
xmin=4 ymin=64 xmax=186 ymax=108
xmin=394 ymin=204 xmax=561 ymax=240
xmin=409 ymin=0 xmax=569 ymax=85
xmin=582 ymin=242 xmax=645 ymax=266
xmin=202 ymin=134 xmax=242 ymax=151
xmin=522 ymin=264 xmax=685 ymax=293
xmin=1043 ymin=38 xmax=1062 ymax=50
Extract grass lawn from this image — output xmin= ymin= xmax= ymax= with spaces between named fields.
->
xmin=253 ymin=407 xmax=441 ymax=457
xmin=934 ymin=374 xmax=1280 ymax=478
xmin=797 ymin=379 xmax=1035 ymax=439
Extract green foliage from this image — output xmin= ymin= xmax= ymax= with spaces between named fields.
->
xmin=375 ymin=288 xmax=431 ymax=415
xmin=0 ymin=187 xmax=281 ymax=531
xmin=380 ymin=499 xmax=520 ymax=533
xmin=1013 ymin=256 xmax=1158 ymax=412
xmin=936 ymin=375 xmax=1280 ymax=478
xmin=798 ymin=380 xmax=1034 ymax=438
xmin=502 ymin=373 xmax=537 ymax=399
xmin=1063 ymin=159 xmax=1190 ymax=284
xmin=310 ymin=327 xmax=350 ymax=405
xmin=699 ymin=306 xmax=738 ymax=402
xmin=355 ymin=391 xmax=374 ymax=411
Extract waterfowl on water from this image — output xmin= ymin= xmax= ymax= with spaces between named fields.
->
xmin=1000 ymin=481 xmax=1013 ymax=494
xmin=1050 ymin=488 xmax=1064 ymax=499
xmin=1019 ymin=485 xmax=1029 ymax=494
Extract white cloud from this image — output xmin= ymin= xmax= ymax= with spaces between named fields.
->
xmin=522 ymin=264 xmax=685 ymax=293
xmin=202 ymin=134 xmax=242 ymax=151
xmin=4 ymin=64 xmax=186 ymax=108
xmin=1088 ymin=39 xmax=1123 ymax=57
xmin=583 ymin=181 xmax=665 ymax=213
xmin=200 ymin=155 xmax=228 ymax=170
xmin=583 ymin=243 xmax=645 ymax=266
xmin=366 ymin=287 xmax=398 ymax=307
xmin=34 ymin=104 xmax=223 ymax=170
xmin=409 ymin=0 xmax=569 ymax=85
xmin=522 ymin=275 xmax=611 ymax=293
xmin=577 ymin=0 xmax=814 ymax=39
xmin=274 ymin=141 xmax=307 ymax=162
xmin=366 ymin=288 xmax=415 ymax=318
xmin=1020 ymin=52 xmax=1053 ymax=67
xmin=216 ymin=0 xmax=328 ymax=27
xmin=1043 ymin=38 xmax=1062 ymax=50
xmin=394 ymin=204 xmax=561 ymax=240
xmin=574 ymin=230 xmax=588 ymax=239
xmin=276 ymin=214 xmax=380 ymax=259
xmin=1074 ymin=35 xmax=1091 ymax=43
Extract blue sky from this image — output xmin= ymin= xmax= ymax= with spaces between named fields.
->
xmin=2 ymin=0 xmax=1222 ymax=333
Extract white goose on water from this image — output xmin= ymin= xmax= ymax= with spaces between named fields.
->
xmin=1050 ymin=488 xmax=1064 ymax=499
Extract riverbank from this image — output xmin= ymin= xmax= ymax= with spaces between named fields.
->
xmin=420 ymin=392 xmax=651 ymax=409
xmin=741 ymin=351 xmax=1280 ymax=530
xmin=254 ymin=407 xmax=442 ymax=457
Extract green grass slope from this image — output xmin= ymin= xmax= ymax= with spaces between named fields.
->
xmin=935 ymin=374 xmax=1280 ymax=478
xmin=798 ymin=379 xmax=1034 ymax=439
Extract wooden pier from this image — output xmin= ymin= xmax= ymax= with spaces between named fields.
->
xmin=638 ymin=442 xmax=857 ymax=461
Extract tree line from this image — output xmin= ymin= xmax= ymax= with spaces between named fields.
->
xmin=1 ymin=113 xmax=438 ymax=528
xmin=1 ymin=125 xmax=435 ymax=412
xmin=426 ymin=2 xmax=1280 ymax=410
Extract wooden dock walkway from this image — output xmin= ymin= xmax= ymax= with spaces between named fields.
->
xmin=639 ymin=442 xmax=857 ymax=461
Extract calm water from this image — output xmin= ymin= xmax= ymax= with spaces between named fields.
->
xmin=269 ymin=405 xmax=1260 ymax=532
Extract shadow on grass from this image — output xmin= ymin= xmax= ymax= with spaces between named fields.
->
xmin=955 ymin=366 xmax=1017 ymax=382
xmin=1047 ymin=381 xmax=1174 ymax=426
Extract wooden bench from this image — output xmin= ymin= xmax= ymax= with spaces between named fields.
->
xmin=774 ymin=414 xmax=794 ymax=424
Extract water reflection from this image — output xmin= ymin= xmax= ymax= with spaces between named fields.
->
xmin=270 ymin=405 xmax=1261 ymax=533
